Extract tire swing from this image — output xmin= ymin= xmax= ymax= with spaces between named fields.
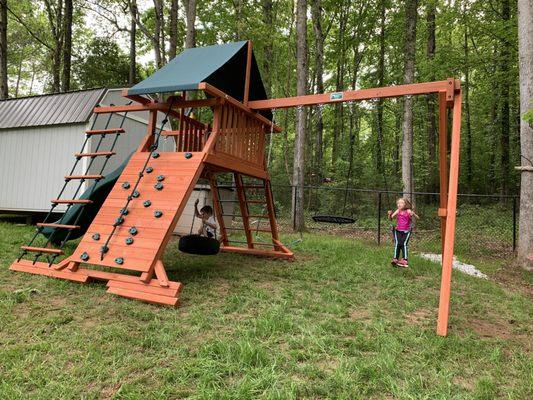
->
xmin=178 ymin=198 xmax=220 ymax=255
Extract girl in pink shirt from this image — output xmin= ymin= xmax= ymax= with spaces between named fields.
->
xmin=388 ymin=197 xmax=419 ymax=268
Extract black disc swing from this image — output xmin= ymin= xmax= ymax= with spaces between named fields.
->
xmin=312 ymin=102 xmax=356 ymax=224
xmin=178 ymin=197 xmax=221 ymax=256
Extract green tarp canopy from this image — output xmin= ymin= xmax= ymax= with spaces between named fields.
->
xmin=128 ymin=41 xmax=270 ymax=118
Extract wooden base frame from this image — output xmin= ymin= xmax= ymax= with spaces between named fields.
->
xmin=10 ymin=257 xmax=182 ymax=306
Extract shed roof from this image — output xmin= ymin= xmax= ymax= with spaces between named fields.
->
xmin=128 ymin=41 xmax=268 ymax=106
xmin=0 ymin=88 xmax=107 ymax=130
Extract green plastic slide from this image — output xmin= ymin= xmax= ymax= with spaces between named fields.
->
xmin=41 ymin=154 xmax=133 ymax=245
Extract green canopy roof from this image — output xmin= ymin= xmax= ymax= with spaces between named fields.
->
xmin=128 ymin=41 xmax=269 ymax=108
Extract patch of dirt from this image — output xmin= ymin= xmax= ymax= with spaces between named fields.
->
xmin=452 ymin=375 xmax=475 ymax=391
xmin=492 ymin=263 xmax=533 ymax=298
xmin=100 ymin=382 xmax=122 ymax=399
xmin=405 ymin=309 xmax=432 ymax=326
xmin=348 ymin=308 xmax=372 ymax=322
xmin=469 ymin=317 xmax=531 ymax=353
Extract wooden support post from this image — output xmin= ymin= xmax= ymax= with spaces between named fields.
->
xmin=437 ymin=90 xmax=462 ymax=337
xmin=208 ymin=173 xmax=229 ymax=246
xmin=438 ymin=91 xmax=448 ymax=256
xmin=243 ymin=40 xmax=253 ymax=106
xmin=234 ymin=173 xmax=254 ymax=248
xmin=137 ymin=109 xmax=158 ymax=152
xmin=264 ymin=179 xmax=281 ymax=249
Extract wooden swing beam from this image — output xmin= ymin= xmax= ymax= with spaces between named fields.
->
xmin=248 ymin=78 xmax=462 ymax=337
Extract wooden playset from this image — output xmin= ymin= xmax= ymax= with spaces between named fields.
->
xmin=10 ymin=41 xmax=462 ymax=336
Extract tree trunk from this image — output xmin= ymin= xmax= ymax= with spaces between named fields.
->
xmin=464 ymin=25 xmax=473 ymax=190
xmin=153 ymin=0 xmax=166 ymax=67
xmin=185 ymin=0 xmax=197 ymax=49
xmin=0 ymin=0 xmax=7 ymax=99
xmin=426 ymin=0 xmax=437 ymax=192
xmin=401 ymin=0 xmax=418 ymax=203
xmin=262 ymin=0 xmax=273 ymax=96
xmin=234 ymin=0 xmax=244 ymax=41
xmin=376 ymin=0 xmax=386 ymax=174
xmin=311 ymin=0 xmax=324 ymax=182
xmin=517 ymin=0 xmax=533 ymax=270
xmin=129 ymin=2 xmax=137 ymax=85
xmin=499 ymin=0 xmax=511 ymax=196
xmin=61 ymin=0 xmax=72 ymax=92
xmin=331 ymin=3 xmax=347 ymax=169
xmin=292 ymin=0 xmax=308 ymax=232
xmin=169 ymin=0 xmax=179 ymax=59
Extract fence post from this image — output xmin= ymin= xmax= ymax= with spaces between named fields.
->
xmin=292 ymin=185 xmax=297 ymax=231
xmin=513 ymin=196 xmax=517 ymax=251
xmin=377 ymin=191 xmax=382 ymax=245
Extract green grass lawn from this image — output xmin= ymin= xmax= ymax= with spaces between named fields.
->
xmin=0 ymin=221 xmax=531 ymax=399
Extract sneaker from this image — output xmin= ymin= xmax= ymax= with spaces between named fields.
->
xmin=398 ymin=259 xmax=409 ymax=268
xmin=391 ymin=258 xmax=399 ymax=266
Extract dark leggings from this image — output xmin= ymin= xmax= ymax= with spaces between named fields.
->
xmin=393 ymin=229 xmax=412 ymax=260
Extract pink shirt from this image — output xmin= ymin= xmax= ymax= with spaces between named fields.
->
xmin=396 ymin=210 xmax=412 ymax=231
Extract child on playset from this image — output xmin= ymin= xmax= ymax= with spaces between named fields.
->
xmin=388 ymin=197 xmax=419 ymax=268
xmin=194 ymin=199 xmax=218 ymax=239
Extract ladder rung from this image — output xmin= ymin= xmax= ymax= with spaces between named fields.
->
xmin=51 ymin=199 xmax=93 ymax=204
xmin=226 ymin=227 xmax=272 ymax=233
xmin=85 ymin=128 xmax=125 ymax=135
xmin=37 ymin=223 xmax=80 ymax=230
xmin=65 ymin=175 xmax=103 ymax=180
xmin=226 ymin=240 xmax=274 ymax=247
xmin=75 ymin=151 xmax=116 ymax=158
xmin=20 ymin=246 xmax=64 ymax=255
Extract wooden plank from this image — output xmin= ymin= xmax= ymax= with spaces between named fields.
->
xmin=437 ymin=90 xmax=462 ymax=337
xmin=106 ymin=286 xmax=179 ymax=306
xmin=10 ymin=260 xmax=89 ymax=282
xmin=80 ymin=268 xmax=181 ymax=289
xmin=243 ymin=40 xmax=253 ymax=105
xmin=85 ymin=128 xmax=125 ymax=135
xmin=220 ymin=246 xmax=294 ymax=259
xmin=106 ymin=280 xmax=179 ymax=297
xmin=248 ymin=79 xmax=457 ymax=110
xmin=20 ymin=246 xmax=63 ymax=255
xmin=37 ymin=223 xmax=80 ymax=229
xmin=205 ymin=153 xmax=269 ymax=180
xmin=52 ymin=199 xmax=92 ymax=204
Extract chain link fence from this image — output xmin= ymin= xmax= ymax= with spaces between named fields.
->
xmin=270 ymin=185 xmax=518 ymax=260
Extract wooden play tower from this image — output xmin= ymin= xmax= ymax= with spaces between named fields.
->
xmin=10 ymin=41 xmax=293 ymax=307
xmin=10 ymin=41 xmax=463 ymax=336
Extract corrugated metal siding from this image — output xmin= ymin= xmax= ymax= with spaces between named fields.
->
xmin=0 ymin=88 xmax=106 ymax=130
xmin=0 ymin=124 xmax=85 ymax=212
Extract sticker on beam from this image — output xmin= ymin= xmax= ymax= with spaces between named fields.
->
xmin=330 ymin=92 xmax=344 ymax=101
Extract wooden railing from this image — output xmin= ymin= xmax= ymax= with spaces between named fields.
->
xmin=214 ymin=103 xmax=266 ymax=168
xmin=162 ymin=115 xmax=208 ymax=152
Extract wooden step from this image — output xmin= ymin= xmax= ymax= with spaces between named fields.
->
xmin=20 ymin=246 xmax=64 ymax=255
xmin=37 ymin=223 xmax=80 ymax=230
xmin=52 ymin=199 xmax=93 ymax=204
xmin=65 ymin=174 xmax=104 ymax=180
xmin=75 ymin=151 xmax=116 ymax=158
xmin=106 ymin=286 xmax=179 ymax=306
xmin=85 ymin=128 xmax=125 ymax=135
